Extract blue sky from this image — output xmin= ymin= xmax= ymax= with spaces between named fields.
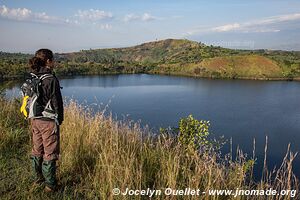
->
xmin=1 ymin=0 xmax=300 ymax=53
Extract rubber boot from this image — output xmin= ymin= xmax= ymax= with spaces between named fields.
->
xmin=42 ymin=160 xmax=57 ymax=191
xmin=30 ymin=156 xmax=44 ymax=184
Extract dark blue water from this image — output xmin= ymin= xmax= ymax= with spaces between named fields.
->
xmin=4 ymin=74 xmax=300 ymax=178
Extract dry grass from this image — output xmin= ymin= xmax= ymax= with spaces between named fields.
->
xmin=198 ymin=55 xmax=282 ymax=77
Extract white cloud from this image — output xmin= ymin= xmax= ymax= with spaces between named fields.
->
xmin=249 ymin=13 xmax=300 ymax=26
xmin=245 ymin=28 xmax=280 ymax=33
xmin=141 ymin=13 xmax=156 ymax=21
xmin=0 ymin=5 xmax=69 ymax=24
xmin=123 ymin=14 xmax=140 ymax=22
xmin=0 ymin=5 xmax=31 ymax=20
xmin=0 ymin=5 xmax=115 ymax=30
xmin=212 ymin=23 xmax=240 ymax=32
xmin=123 ymin=13 xmax=158 ymax=22
xmin=187 ymin=13 xmax=300 ymax=35
xmin=75 ymin=9 xmax=113 ymax=21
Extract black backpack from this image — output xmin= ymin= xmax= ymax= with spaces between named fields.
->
xmin=20 ymin=73 xmax=57 ymax=121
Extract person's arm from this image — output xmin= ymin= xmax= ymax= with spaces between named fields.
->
xmin=50 ymin=77 xmax=64 ymax=125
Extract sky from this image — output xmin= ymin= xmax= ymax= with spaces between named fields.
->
xmin=1 ymin=0 xmax=300 ymax=53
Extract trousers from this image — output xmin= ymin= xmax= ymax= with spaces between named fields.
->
xmin=31 ymin=118 xmax=60 ymax=161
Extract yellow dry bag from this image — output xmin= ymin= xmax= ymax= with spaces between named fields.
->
xmin=20 ymin=95 xmax=29 ymax=118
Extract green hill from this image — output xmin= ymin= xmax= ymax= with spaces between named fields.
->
xmin=1 ymin=39 xmax=300 ymax=80
xmin=59 ymin=39 xmax=239 ymax=64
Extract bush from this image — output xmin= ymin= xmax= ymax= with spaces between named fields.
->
xmin=178 ymin=115 xmax=211 ymax=150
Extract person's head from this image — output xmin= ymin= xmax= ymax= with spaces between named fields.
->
xmin=29 ymin=49 xmax=54 ymax=73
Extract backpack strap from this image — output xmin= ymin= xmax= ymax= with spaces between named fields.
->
xmin=30 ymin=73 xmax=38 ymax=79
xmin=39 ymin=74 xmax=53 ymax=81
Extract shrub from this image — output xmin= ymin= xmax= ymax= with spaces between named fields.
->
xmin=178 ymin=115 xmax=211 ymax=150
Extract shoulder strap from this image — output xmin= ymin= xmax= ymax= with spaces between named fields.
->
xmin=30 ymin=73 xmax=38 ymax=79
xmin=39 ymin=74 xmax=53 ymax=81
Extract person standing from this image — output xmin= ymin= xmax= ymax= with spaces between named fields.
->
xmin=28 ymin=49 xmax=64 ymax=192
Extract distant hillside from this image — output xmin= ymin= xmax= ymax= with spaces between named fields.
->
xmin=56 ymin=39 xmax=300 ymax=79
xmin=0 ymin=52 xmax=32 ymax=79
xmin=58 ymin=39 xmax=240 ymax=64
xmin=199 ymin=55 xmax=282 ymax=78
xmin=1 ymin=39 xmax=300 ymax=80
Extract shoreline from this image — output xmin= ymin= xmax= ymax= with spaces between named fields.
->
xmin=149 ymin=71 xmax=297 ymax=82
xmin=0 ymin=71 xmax=299 ymax=83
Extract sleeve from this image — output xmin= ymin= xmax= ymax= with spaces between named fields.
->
xmin=50 ymin=77 xmax=64 ymax=125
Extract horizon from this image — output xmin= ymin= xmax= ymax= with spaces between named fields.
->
xmin=1 ymin=38 xmax=300 ymax=54
xmin=1 ymin=0 xmax=300 ymax=53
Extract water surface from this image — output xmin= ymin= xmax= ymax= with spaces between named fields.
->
xmin=4 ymin=74 xmax=300 ymax=178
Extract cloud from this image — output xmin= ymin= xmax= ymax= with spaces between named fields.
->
xmin=187 ymin=13 xmax=300 ymax=35
xmin=249 ymin=13 xmax=300 ymax=26
xmin=123 ymin=14 xmax=140 ymax=22
xmin=211 ymin=23 xmax=281 ymax=33
xmin=212 ymin=23 xmax=240 ymax=32
xmin=0 ymin=5 xmax=31 ymax=20
xmin=75 ymin=9 xmax=113 ymax=21
xmin=141 ymin=13 xmax=156 ymax=21
xmin=0 ymin=5 xmax=69 ymax=24
xmin=0 ymin=5 xmax=114 ymax=30
xmin=123 ymin=13 xmax=157 ymax=22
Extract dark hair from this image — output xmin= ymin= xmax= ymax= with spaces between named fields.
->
xmin=29 ymin=49 xmax=54 ymax=72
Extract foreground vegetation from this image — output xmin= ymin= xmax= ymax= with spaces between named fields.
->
xmin=1 ymin=39 xmax=300 ymax=80
xmin=0 ymin=93 xmax=299 ymax=199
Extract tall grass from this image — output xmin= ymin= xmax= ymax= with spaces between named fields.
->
xmin=0 ymin=97 xmax=299 ymax=199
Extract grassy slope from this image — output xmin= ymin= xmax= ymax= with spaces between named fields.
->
xmin=200 ymin=55 xmax=282 ymax=77
xmin=189 ymin=55 xmax=282 ymax=78
xmin=156 ymin=55 xmax=284 ymax=79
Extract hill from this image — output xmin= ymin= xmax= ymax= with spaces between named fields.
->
xmin=1 ymin=39 xmax=300 ymax=80
xmin=59 ymin=39 xmax=241 ymax=64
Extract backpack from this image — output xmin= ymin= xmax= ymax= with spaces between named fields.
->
xmin=20 ymin=73 xmax=58 ymax=121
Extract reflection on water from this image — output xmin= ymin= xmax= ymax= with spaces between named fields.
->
xmin=3 ymin=74 xmax=300 ymax=179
